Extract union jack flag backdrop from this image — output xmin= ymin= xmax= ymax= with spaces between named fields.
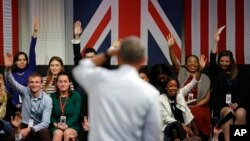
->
xmin=1 ymin=0 xmax=250 ymax=65
xmin=74 ymin=0 xmax=183 ymax=66
xmin=74 ymin=0 xmax=250 ymax=65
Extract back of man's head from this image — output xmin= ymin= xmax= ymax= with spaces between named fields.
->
xmin=119 ymin=36 xmax=145 ymax=64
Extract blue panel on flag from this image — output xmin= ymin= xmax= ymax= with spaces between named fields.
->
xmin=96 ymin=31 xmax=111 ymax=54
xmin=158 ymin=0 xmax=183 ymax=37
xmin=74 ymin=0 xmax=102 ymax=27
xmin=148 ymin=31 xmax=170 ymax=66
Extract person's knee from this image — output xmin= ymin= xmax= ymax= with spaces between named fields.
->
xmin=235 ymin=108 xmax=246 ymax=118
xmin=53 ymin=129 xmax=63 ymax=137
xmin=220 ymin=107 xmax=233 ymax=117
xmin=235 ymin=108 xmax=246 ymax=123
xmin=64 ymin=128 xmax=78 ymax=141
xmin=64 ymin=128 xmax=77 ymax=137
xmin=0 ymin=120 xmax=13 ymax=135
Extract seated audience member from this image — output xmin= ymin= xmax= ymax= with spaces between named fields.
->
xmin=0 ymin=73 xmax=16 ymax=141
xmin=4 ymin=53 xmax=52 ymax=141
xmin=50 ymin=71 xmax=81 ymax=141
xmin=0 ymin=73 xmax=9 ymax=138
xmin=167 ymin=34 xmax=211 ymax=140
xmin=72 ymin=20 xmax=117 ymax=67
xmin=150 ymin=64 xmax=173 ymax=94
xmin=42 ymin=56 xmax=74 ymax=94
xmin=0 ymin=74 xmax=7 ymax=120
xmin=139 ymin=66 xmax=150 ymax=82
xmin=72 ymin=20 xmax=97 ymax=66
xmin=160 ymin=59 xmax=205 ymax=141
xmin=0 ymin=111 xmax=23 ymax=141
xmin=5 ymin=19 xmax=39 ymax=114
xmin=210 ymin=29 xmax=247 ymax=141
xmin=83 ymin=48 xmax=96 ymax=59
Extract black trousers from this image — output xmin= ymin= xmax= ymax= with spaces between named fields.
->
xmin=10 ymin=123 xmax=51 ymax=141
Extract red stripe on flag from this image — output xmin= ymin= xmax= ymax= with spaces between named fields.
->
xmin=235 ymin=0 xmax=244 ymax=64
xmin=184 ymin=0 xmax=192 ymax=58
xmin=0 ymin=0 xmax=3 ymax=65
xmin=12 ymin=0 xmax=19 ymax=56
xmin=82 ymin=7 xmax=111 ymax=55
xmin=200 ymin=0 xmax=209 ymax=59
xmin=217 ymin=0 xmax=226 ymax=52
xmin=148 ymin=0 xmax=181 ymax=61
xmin=119 ymin=0 xmax=140 ymax=38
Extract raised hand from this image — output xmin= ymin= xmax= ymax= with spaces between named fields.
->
xmin=4 ymin=52 xmax=13 ymax=68
xmin=32 ymin=17 xmax=39 ymax=38
xmin=82 ymin=116 xmax=90 ymax=131
xmin=166 ymin=34 xmax=176 ymax=47
xmin=108 ymin=39 xmax=122 ymax=56
xmin=11 ymin=112 xmax=22 ymax=128
xmin=199 ymin=54 xmax=207 ymax=70
xmin=214 ymin=30 xmax=220 ymax=44
xmin=33 ymin=17 xmax=39 ymax=32
xmin=194 ymin=54 xmax=207 ymax=80
xmin=112 ymin=39 xmax=122 ymax=48
xmin=74 ymin=20 xmax=82 ymax=39
xmin=212 ymin=29 xmax=221 ymax=53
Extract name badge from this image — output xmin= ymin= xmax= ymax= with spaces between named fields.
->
xmin=188 ymin=93 xmax=194 ymax=101
xmin=60 ymin=116 xmax=66 ymax=124
xmin=226 ymin=94 xmax=232 ymax=104
xmin=19 ymin=95 xmax=22 ymax=103
xmin=28 ymin=119 xmax=34 ymax=127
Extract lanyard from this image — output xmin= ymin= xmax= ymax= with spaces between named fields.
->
xmin=59 ymin=96 xmax=68 ymax=115
xmin=226 ymin=78 xmax=232 ymax=87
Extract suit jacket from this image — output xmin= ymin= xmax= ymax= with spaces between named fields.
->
xmin=160 ymin=78 xmax=199 ymax=130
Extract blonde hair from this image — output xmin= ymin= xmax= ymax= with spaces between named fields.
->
xmin=0 ymin=74 xmax=7 ymax=119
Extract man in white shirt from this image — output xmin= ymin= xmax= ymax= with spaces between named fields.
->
xmin=73 ymin=36 xmax=161 ymax=141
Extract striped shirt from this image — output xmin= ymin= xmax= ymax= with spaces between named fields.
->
xmin=41 ymin=76 xmax=74 ymax=95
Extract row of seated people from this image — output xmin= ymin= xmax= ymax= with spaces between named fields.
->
xmin=1 ymin=44 xmax=202 ymax=141
xmin=0 ymin=67 xmax=89 ymax=141
xmin=0 ymin=20 xmax=112 ymax=141
xmin=0 ymin=20 xmax=249 ymax=141
xmin=137 ymin=31 xmax=248 ymax=141
xmin=0 ymin=54 xmax=248 ymax=141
